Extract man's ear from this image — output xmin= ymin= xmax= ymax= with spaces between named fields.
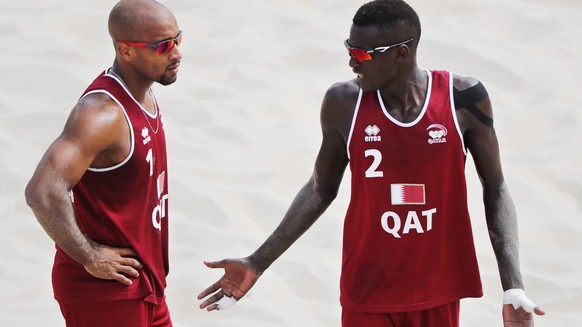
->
xmin=395 ymin=45 xmax=410 ymax=60
xmin=116 ymin=42 xmax=134 ymax=62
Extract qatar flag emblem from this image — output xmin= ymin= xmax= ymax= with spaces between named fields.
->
xmin=157 ymin=171 xmax=166 ymax=198
xmin=391 ymin=184 xmax=426 ymax=205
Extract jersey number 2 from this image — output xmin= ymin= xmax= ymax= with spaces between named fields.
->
xmin=365 ymin=149 xmax=383 ymax=178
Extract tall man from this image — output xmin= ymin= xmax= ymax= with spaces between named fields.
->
xmin=25 ymin=1 xmax=181 ymax=326
xmin=198 ymin=0 xmax=544 ymax=326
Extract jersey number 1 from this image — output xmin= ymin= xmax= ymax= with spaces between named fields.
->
xmin=146 ymin=148 xmax=154 ymax=176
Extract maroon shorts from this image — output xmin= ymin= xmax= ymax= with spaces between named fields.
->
xmin=58 ymin=297 xmax=172 ymax=327
xmin=342 ymin=301 xmax=460 ymax=327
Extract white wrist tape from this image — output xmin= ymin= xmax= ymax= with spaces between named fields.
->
xmin=503 ymin=289 xmax=537 ymax=313
xmin=215 ymin=295 xmax=237 ymax=310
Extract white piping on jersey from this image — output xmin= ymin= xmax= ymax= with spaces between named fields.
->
xmin=81 ymin=90 xmax=135 ymax=172
xmin=377 ymin=70 xmax=432 ymax=128
xmin=346 ymin=89 xmax=364 ymax=161
xmin=345 ymin=70 xmax=466 ymax=158
xmin=105 ymin=70 xmax=159 ymax=119
xmin=448 ymin=71 xmax=467 ymax=156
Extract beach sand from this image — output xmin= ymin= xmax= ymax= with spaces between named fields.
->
xmin=1 ymin=0 xmax=580 ymax=325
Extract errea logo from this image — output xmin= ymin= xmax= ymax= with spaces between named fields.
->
xmin=365 ymin=125 xmax=381 ymax=142
xmin=142 ymin=127 xmax=151 ymax=145
xmin=426 ymin=124 xmax=447 ymax=144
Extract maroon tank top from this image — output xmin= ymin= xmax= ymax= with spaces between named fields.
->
xmin=341 ymin=70 xmax=482 ymax=312
xmin=53 ymin=70 xmax=169 ymax=304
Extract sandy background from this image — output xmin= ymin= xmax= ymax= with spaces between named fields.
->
xmin=1 ymin=0 xmax=581 ymax=326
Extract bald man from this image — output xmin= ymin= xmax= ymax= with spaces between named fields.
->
xmin=25 ymin=1 xmax=182 ymax=326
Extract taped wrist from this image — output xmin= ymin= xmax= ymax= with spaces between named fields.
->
xmin=503 ymin=288 xmax=537 ymax=313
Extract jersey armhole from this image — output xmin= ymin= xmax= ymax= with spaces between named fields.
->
xmin=81 ymin=90 xmax=135 ymax=172
xmin=346 ymin=89 xmax=363 ymax=160
xmin=449 ymin=73 xmax=467 ymax=156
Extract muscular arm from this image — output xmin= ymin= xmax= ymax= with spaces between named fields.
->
xmin=198 ymin=81 xmax=357 ymax=309
xmin=249 ymin=83 xmax=353 ymax=272
xmin=454 ymin=75 xmax=523 ymax=290
xmin=455 ymin=75 xmax=544 ymax=323
xmin=25 ymin=94 xmax=142 ymax=285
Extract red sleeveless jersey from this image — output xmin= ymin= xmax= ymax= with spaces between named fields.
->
xmin=341 ymin=70 xmax=482 ymax=312
xmin=52 ymin=70 xmax=169 ymax=304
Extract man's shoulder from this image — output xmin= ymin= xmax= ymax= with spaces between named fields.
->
xmin=451 ymin=73 xmax=483 ymax=92
xmin=322 ymin=79 xmax=360 ymax=111
xmin=325 ymin=79 xmax=359 ymax=99
xmin=66 ymin=91 xmax=126 ymax=138
xmin=320 ymin=79 xmax=360 ymax=132
xmin=76 ymin=92 xmax=121 ymax=116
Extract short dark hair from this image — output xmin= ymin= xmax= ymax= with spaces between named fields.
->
xmin=353 ymin=0 xmax=421 ymax=43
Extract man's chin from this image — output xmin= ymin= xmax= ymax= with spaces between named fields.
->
xmin=159 ymin=75 xmax=177 ymax=86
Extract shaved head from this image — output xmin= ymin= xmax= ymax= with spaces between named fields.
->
xmin=107 ymin=0 xmax=181 ymax=88
xmin=108 ymin=0 xmax=176 ymax=42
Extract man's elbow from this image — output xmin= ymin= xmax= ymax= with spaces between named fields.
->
xmin=25 ymin=179 xmax=46 ymax=212
xmin=316 ymin=185 xmax=340 ymax=205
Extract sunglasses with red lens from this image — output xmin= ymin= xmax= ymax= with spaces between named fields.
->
xmin=117 ymin=31 xmax=183 ymax=55
xmin=344 ymin=38 xmax=413 ymax=62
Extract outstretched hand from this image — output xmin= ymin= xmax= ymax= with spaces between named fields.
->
xmin=83 ymin=243 xmax=143 ymax=286
xmin=502 ymin=289 xmax=545 ymax=327
xmin=197 ymin=258 xmax=261 ymax=311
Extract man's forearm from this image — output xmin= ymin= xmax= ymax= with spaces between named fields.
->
xmin=26 ymin=184 xmax=94 ymax=266
xmin=484 ymin=183 xmax=524 ymax=290
xmin=248 ymin=179 xmax=334 ymax=272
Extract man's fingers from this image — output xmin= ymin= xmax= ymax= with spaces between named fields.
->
xmin=198 ymin=259 xmax=246 ymax=311
xmin=115 ymin=262 xmax=140 ymax=278
xmin=114 ymin=247 xmax=138 ymax=257
xmin=196 ymin=277 xmax=241 ymax=310
xmin=197 ymin=281 xmax=221 ymax=300
xmin=516 ymin=296 xmax=536 ymax=313
xmin=214 ymin=295 xmax=238 ymax=310
xmin=199 ymin=290 xmax=225 ymax=309
xmin=534 ymin=306 xmax=546 ymax=316
xmin=199 ymin=293 xmax=238 ymax=311
xmin=203 ymin=260 xmax=226 ymax=269
xmin=203 ymin=260 xmax=215 ymax=268
xmin=83 ymin=245 xmax=144 ymax=286
xmin=113 ymin=248 xmax=143 ymax=268
xmin=205 ymin=304 xmax=219 ymax=312
xmin=114 ymin=273 xmax=133 ymax=286
xmin=118 ymin=256 xmax=143 ymax=270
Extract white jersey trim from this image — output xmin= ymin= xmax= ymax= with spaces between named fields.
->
xmin=81 ymin=90 xmax=135 ymax=172
xmin=346 ymin=89 xmax=364 ymax=160
xmin=105 ymin=70 xmax=158 ymax=119
xmin=448 ymin=72 xmax=467 ymax=156
xmin=377 ymin=70 xmax=432 ymax=128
